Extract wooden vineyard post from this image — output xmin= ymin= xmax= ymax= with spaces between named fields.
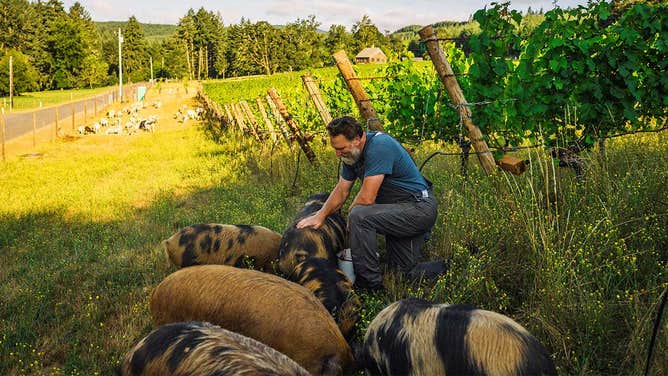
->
xmin=267 ymin=88 xmax=317 ymax=164
xmin=239 ymin=100 xmax=261 ymax=141
xmin=256 ymin=97 xmax=277 ymax=143
xmin=266 ymin=94 xmax=292 ymax=145
xmin=302 ymin=73 xmax=332 ymax=127
xmin=332 ymin=50 xmax=383 ymax=131
xmin=419 ymin=25 xmax=496 ymax=175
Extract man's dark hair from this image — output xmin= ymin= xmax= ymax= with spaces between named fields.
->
xmin=326 ymin=116 xmax=363 ymax=140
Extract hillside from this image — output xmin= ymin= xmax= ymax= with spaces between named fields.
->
xmin=95 ymin=21 xmax=177 ymax=42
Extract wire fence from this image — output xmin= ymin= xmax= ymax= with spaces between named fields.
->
xmin=1 ymin=83 xmax=147 ymax=160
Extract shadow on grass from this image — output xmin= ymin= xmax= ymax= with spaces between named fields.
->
xmin=0 ymin=162 xmax=334 ymax=374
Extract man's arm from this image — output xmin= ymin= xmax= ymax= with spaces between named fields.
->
xmin=349 ymin=174 xmax=384 ymax=210
xmin=296 ymin=177 xmax=354 ymax=229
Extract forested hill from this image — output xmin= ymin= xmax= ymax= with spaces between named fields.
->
xmin=95 ymin=21 xmax=177 ymax=42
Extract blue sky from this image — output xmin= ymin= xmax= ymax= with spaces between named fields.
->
xmin=63 ymin=0 xmax=590 ymax=32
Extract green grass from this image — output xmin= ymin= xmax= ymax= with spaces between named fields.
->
xmin=1 ymin=86 xmax=117 ymax=112
xmin=0 ymin=100 xmax=666 ymax=374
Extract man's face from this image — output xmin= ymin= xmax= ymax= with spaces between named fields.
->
xmin=330 ymin=134 xmax=362 ymax=165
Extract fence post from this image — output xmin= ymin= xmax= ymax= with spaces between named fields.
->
xmin=84 ymin=100 xmax=87 ymax=122
xmin=332 ymin=50 xmax=383 ymax=131
xmin=302 ymin=73 xmax=332 ymax=127
xmin=267 ymin=87 xmax=317 ymax=164
xmin=55 ymin=107 xmax=59 ymax=139
xmin=266 ymin=94 xmax=292 ymax=146
xmin=255 ymin=97 xmax=277 ymax=143
xmin=239 ymin=100 xmax=261 ymax=141
xmin=33 ymin=112 xmax=36 ymax=147
xmin=71 ymin=102 xmax=75 ymax=131
xmin=1 ymin=114 xmax=5 ymax=161
xmin=419 ymin=26 xmax=496 ymax=175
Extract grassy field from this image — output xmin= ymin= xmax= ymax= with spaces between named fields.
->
xmin=0 ymin=79 xmax=666 ymax=375
xmin=1 ymin=86 xmax=117 ymax=112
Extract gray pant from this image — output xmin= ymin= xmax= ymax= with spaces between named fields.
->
xmin=348 ymin=193 xmax=438 ymax=288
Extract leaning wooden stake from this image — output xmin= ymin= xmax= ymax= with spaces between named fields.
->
xmin=239 ymin=100 xmax=261 ymax=140
xmin=223 ymin=104 xmax=237 ymax=130
xmin=266 ymin=94 xmax=292 ymax=145
xmin=267 ymin=88 xmax=317 ymax=163
xmin=255 ymin=97 xmax=277 ymax=143
xmin=231 ymin=103 xmax=248 ymax=133
xmin=332 ymin=50 xmax=383 ymax=131
xmin=419 ymin=26 xmax=496 ymax=175
xmin=302 ymin=73 xmax=332 ymax=127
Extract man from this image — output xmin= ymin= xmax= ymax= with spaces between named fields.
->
xmin=297 ymin=116 xmax=438 ymax=291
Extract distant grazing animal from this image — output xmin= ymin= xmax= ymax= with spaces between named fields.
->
xmin=288 ymin=258 xmax=361 ymax=341
xmin=105 ymin=125 xmax=122 ymax=135
xmin=119 ymin=321 xmax=311 ymax=376
xmin=163 ymin=224 xmax=281 ymax=272
xmin=360 ymin=298 xmax=558 ymax=376
xmin=278 ymin=192 xmax=347 ymax=275
xmin=150 ymin=265 xmax=354 ymax=375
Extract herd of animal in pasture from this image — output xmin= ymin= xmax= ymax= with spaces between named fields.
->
xmin=76 ymin=101 xmax=203 ymax=137
xmin=119 ymin=192 xmax=559 ymax=375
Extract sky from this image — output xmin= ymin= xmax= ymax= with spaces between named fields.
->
xmin=62 ymin=0 xmax=591 ymax=33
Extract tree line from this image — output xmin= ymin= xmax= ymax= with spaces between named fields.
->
xmin=0 ymin=0 xmax=410 ymax=95
xmin=5 ymin=0 xmax=621 ymax=96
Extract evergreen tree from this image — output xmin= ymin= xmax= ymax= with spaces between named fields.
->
xmin=192 ymin=8 xmax=226 ymax=79
xmin=0 ymin=0 xmax=35 ymax=51
xmin=122 ymin=16 xmax=149 ymax=82
xmin=47 ymin=14 xmax=86 ymax=88
xmin=176 ymin=9 xmax=197 ymax=80
xmin=69 ymin=2 xmax=108 ymax=87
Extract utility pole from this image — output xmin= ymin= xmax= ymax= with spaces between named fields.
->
xmin=9 ymin=55 xmax=13 ymax=110
xmin=118 ymin=28 xmax=123 ymax=103
xmin=150 ymin=56 xmax=154 ymax=82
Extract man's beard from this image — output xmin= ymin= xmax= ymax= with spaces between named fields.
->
xmin=340 ymin=146 xmax=361 ymax=165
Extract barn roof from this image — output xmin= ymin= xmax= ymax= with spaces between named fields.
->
xmin=356 ymin=47 xmax=386 ymax=58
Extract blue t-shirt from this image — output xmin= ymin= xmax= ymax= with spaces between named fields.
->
xmin=341 ymin=132 xmax=428 ymax=196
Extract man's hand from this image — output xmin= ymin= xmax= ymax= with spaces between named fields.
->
xmin=296 ymin=213 xmax=325 ymax=229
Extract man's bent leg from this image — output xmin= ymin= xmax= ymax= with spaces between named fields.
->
xmin=348 ymin=205 xmax=384 ymax=289
xmin=386 ymin=232 xmax=424 ymax=274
